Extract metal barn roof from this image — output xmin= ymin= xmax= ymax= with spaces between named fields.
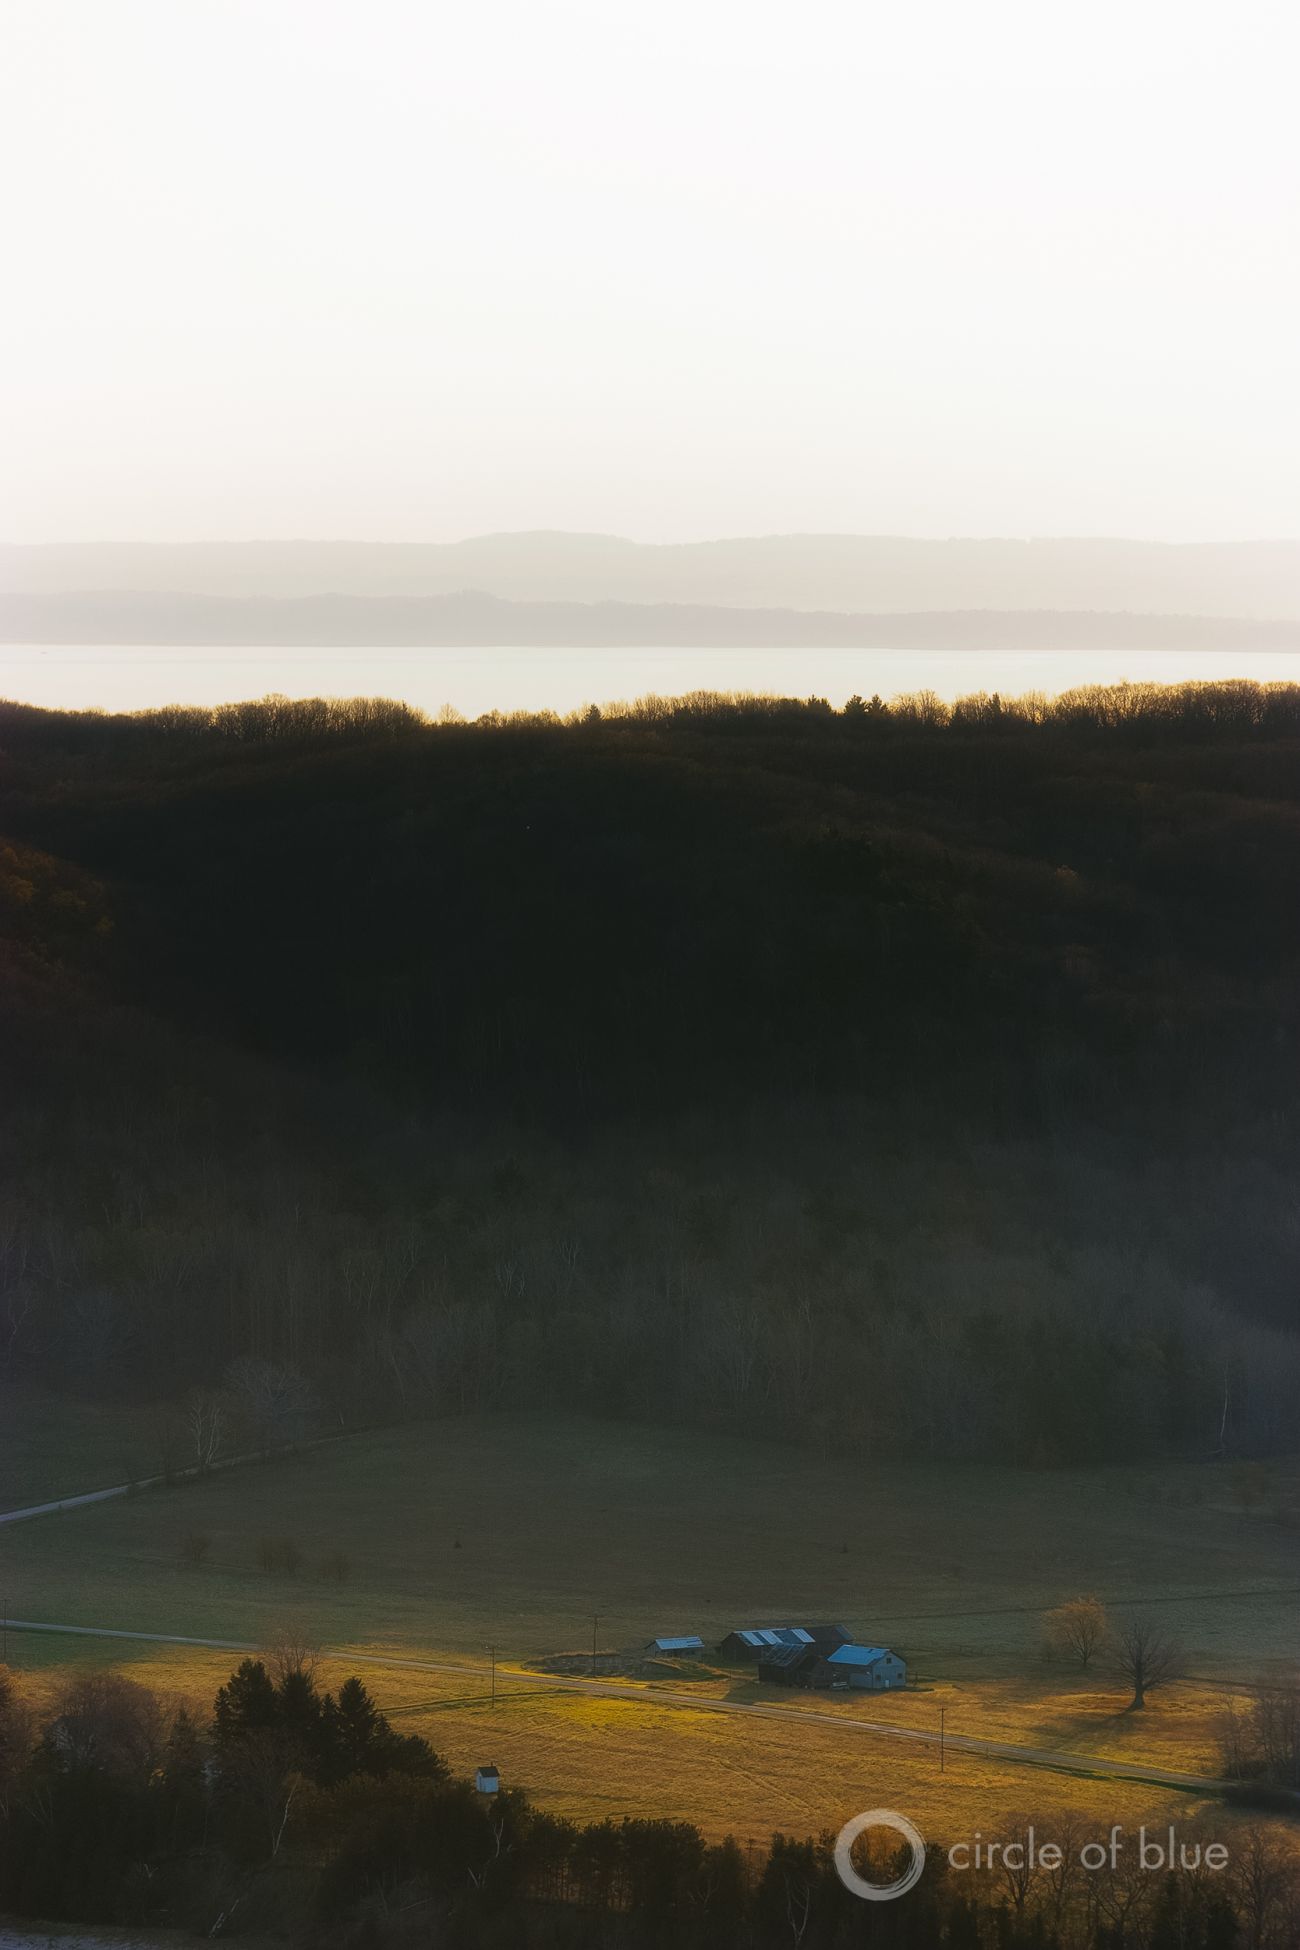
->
xmin=733 ymin=1627 xmax=815 ymax=1648
xmin=827 ymin=1644 xmax=893 ymax=1666
xmin=757 ymin=1643 xmax=815 ymax=1668
xmin=649 ymin=1635 xmax=705 ymax=1652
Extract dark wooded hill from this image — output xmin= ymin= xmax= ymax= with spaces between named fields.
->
xmin=2 ymin=681 xmax=1297 ymax=1463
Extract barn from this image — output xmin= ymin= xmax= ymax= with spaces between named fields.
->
xmin=819 ymin=1644 xmax=907 ymax=1690
xmin=646 ymin=1635 xmax=705 ymax=1657
xmin=757 ymin=1642 xmax=820 ymax=1687
xmin=803 ymin=1624 xmax=853 ymax=1655
xmin=719 ymin=1626 xmax=816 ymax=1662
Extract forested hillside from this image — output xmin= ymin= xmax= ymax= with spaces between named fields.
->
xmin=2 ymin=680 xmax=1298 ymax=1466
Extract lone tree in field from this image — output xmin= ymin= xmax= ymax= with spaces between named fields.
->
xmin=1116 ymin=1619 xmax=1184 ymax=1709
xmin=1044 ymin=1596 xmax=1108 ymax=1670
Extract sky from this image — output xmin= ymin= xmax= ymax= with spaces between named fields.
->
xmin=2 ymin=0 xmax=1298 ymax=545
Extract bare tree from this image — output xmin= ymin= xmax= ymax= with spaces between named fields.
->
xmin=1116 ymin=1619 xmax=1184 ymax=1709
xmin=1043 ymin=1595 xmax=1108 ymax=1670
xmin=184 ymin=1386 xmax=228 ymax=1472
xmin=268 ymin=1629 xmax=321 ymax=1685
xmin=1228 ymin=1826 xmax=1300 ymax=1950
xmin=225 ymin=1356 xmax=316 ymax=1458
xmin=47 ymin=1671 xmax=167 ymax=1780
xmin=1223 ymin=1673 xmax=1300 ymax=1788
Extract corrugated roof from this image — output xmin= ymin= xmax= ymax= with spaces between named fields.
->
xmin=733 ymin=1626 xmax=814 ymax=1648
xmin=827 ymin=1644 xmax=894 ymax=1666
xmin=757 ymin=1643 xmax=814 ymax=1668
xmin=650 ymin=1635 xmax=704 ymax=1652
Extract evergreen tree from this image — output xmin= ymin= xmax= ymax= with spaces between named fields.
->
xmin=212 ymin=1658 xmax=278 ymax=1745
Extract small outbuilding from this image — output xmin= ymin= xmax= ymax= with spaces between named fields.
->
xmin=819 ymin=1645 xmax=907 ymax=1690
xmin=475 ymin=1765 xmax=500 ymax=1795
xmin=647 ymin=1635 xmax=705 ymax=1657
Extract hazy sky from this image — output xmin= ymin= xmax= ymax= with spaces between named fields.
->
xmin=3 ymin=0 xmax=1298 ymax=545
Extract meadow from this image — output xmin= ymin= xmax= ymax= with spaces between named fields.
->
xmin=4 ymin=1415 xmax=1295 ymax=1668
xmin=3 ymin=1413 xmax=1296 ymax=1844
xmin=7 ymin=1634 xmax=1238 ymax=1851
xmin=0 ymin=1387 xmax=170 ymax=1511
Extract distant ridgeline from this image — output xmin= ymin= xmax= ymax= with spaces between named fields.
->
xmin=4 ymin=587 xmax=1300 ymax=647
xmin=1 ymin=681 xmax=1298 ymax=1466
xmin=3 ymin=531 xmax=1299 ymax=615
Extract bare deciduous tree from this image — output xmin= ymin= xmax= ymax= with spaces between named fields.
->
xmin=225 ymin=1356 xmax=317 ymax=1458
xmin=1229 ymin=1826 xmax=1300 ymax=1950
xmin=47 ymin=1672 xmax=166 ymax=1781
xmin=1222 ymin=1673 xmax=1300 ymax=1788
xmin=1043 ymin=1595 xmax=1108 ymax=1670
xmin=1116 ymin=1619 xmax=1184 ymax=1709
xmin=184 ymin=1386 xmax=228 ymax=1472
xmin=268 ymin=1629 xmax=321 ymax=1685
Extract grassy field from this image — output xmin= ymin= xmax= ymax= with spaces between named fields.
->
xmin=2 ymin=1414 xmax=1294 ymax=1667
xmin=3 ymin=1412 xmax=1296 ymax=1842
xmin=0 ymin=1386 xmax=175 ymax=1510
xmin=6 ymin=1637 xmax=1238 ymax=1849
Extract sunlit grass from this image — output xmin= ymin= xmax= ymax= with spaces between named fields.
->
xmin=4 ymin=1412 xmax=1294 ymax=1850
xmin=4 ymin=1640 xmax=1241 ymax=1848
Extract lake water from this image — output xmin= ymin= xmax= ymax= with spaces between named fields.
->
xmin=3 ymin=643 xmax=1299 ymax=718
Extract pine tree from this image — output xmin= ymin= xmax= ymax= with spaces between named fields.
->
xmin=212 ymin=1659 xmax=278 ymax=1745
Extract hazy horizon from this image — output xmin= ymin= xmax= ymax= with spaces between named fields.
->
xmin=5 ymin=532 xmax=1297 ymax=614
xmin=5 ymin=1 xmax=1299 ymax=546
xmin=7 ymin=525 xmax=1300 ymax=546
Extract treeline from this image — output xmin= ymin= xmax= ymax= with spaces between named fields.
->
xmin=6 ymin=676 xmax=1300 ymax=749
xmin=1 ymin=681 xmax=1299 ymax=1462
xmin=0 ymin=1657 xmax=1294 ymax=1947
xmin=1222 ymin=1675 xmax=1300 ymax=1795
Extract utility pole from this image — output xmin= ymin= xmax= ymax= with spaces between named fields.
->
xmin=489 ymin=1643 xmax=496 ymax=1708
xmin=591 ymin=1613 xmax=600 ymax=1679
xmin=939 ymin=1704 xmax=946 ymax=1773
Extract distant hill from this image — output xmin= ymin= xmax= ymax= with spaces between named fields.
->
xmin=3 ymin=588 xmax=1297 ymax=651
xmin=1 ymin=533 xmax=1297 ymax=618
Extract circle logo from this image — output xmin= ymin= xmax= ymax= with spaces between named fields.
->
xmin=833 ymin=1807 xmax=928 ymax=1902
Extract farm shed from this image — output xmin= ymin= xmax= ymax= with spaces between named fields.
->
xmin=719 ymin=1626 xmax=815 ymax=1661
xmin=757 ymin=1642 xmax=819 ymax=1687
xmin=647 ymin=1635 xmax=705 ymax=1657
xmin=804 ymin=1624 xmax=853 ymax=1654
xmin=475 ymin=1765 xmax=500 ymax=1794
xmin=820 ymin=1645 xmax=907 ymax=1690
